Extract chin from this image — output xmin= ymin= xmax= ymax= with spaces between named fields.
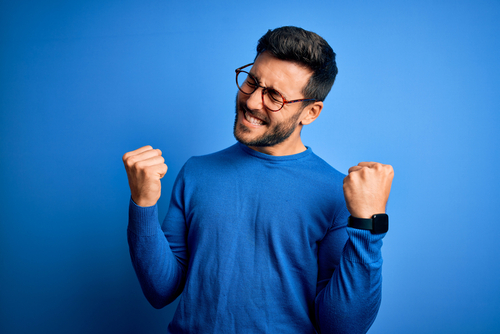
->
xmin=233 ymin=105 xmax=259 ymax=144
xmin=233 ymin=120 xmax=259 ymax=146
xmin=233 ymin=117 xmax=297 ymax=148
xmin=233 ymin=95 xmax=299 ymax=147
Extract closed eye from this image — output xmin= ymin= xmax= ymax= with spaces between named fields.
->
xmin=267 ymin=89 xmax=283 ymax=103
xmin=246 ymin=74 xmax=258 ymax=87
xmin=246 ymin=79 xmax=258 ymax=88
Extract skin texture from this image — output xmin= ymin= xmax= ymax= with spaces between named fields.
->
xmin=343 ymin=162 xmax=394 ymax=218
xmin=233 ymin=51 xmax=323 ymax=157
xmin=123 ymin=52 xmax=394 ymax=219
xmin=122 ymin=146 xmax=168 ymax=207
xmin=233 ymin=97 xmax=303 ymax=148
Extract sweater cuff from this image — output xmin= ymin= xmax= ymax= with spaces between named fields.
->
xmin=343 ymin=227 xmax=385 ymax=264
xmin=128 ymin=197 xmax=161 ymax=236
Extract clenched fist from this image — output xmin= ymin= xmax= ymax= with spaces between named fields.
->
xmin=343 ymin=162 xmax=394 ymax=219
xmin=122 ymin=146 xmax=168 ymax=207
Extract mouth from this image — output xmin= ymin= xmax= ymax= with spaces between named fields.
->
xmin=242 ymin=107 xmax=267 ymax=126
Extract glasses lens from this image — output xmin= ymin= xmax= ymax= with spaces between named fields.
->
xmin=263 ymin=89 xmax=284 ymax=111
xmin=236 ymin=71 xmax=256 ymax=95
xmin=236 ymin=70 xmax=284 ymax=111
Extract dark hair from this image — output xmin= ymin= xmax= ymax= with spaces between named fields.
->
xmin=255 ymin=26 xmax=338 ymax=103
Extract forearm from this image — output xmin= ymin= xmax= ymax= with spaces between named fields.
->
xmin=127 ymin=199 xmax=186 ymax=309
xmin=315 ymin=228 xmax=384 ymax=334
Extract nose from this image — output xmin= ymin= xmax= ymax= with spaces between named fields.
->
xmin=245 ymin=87 xmax=264 ymax=111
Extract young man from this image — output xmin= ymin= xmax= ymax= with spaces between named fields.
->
xmin=123 ymin=26 xmax=394 ymax=333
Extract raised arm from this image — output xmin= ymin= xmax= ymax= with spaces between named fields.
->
xmin=316 ymin=162 xmax=394 ymax=333
xmin=123 ymin=146 xmax=186 ymax=309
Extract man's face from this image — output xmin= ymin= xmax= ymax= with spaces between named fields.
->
xmin=233 ymin=52 xmax=313 ymax=148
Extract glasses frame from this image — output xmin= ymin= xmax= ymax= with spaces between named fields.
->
xmin=235 ymin=63 xmax=318 ymax=112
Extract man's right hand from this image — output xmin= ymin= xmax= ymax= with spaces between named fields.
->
xmin=122 ymin=146 xmax=168 ymax=207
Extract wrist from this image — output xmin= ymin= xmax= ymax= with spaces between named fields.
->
xmin=131 ymin=195 xmax=157 ymax=208
xmin=347 ymin=214 xmax=389 ymax=234
xmin=349 ymin=208 xmax=386 ymax=219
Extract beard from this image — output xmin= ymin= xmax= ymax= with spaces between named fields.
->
xmin=233 ymin=98 xmax=302 ymax=147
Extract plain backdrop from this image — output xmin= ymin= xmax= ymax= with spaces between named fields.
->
xmin=1 ymin=1 xmax=499 ymax=333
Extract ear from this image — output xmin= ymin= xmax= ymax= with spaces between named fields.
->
xmin=300 ymin=101 xmax=323 ymax=125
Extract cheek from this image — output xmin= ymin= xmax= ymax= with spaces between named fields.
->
xmin=274 ymin=110 xmax=298 ymax=125
xmin=236 ymin=90 xmax=244 ymax=102
xmin=237 ymin=93 xmax=249 ymax=110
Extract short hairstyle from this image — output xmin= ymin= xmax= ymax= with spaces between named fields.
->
xmin=255 ymin=26 xmax=338 ymax=103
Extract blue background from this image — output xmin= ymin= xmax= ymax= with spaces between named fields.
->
xmin=1 ymin=1 xmax=499 ymax=333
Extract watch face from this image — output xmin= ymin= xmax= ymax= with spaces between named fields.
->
xmin=372 ymin=214 xmax=389 ymax=234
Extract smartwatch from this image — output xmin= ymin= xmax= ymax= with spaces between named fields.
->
xmin=348 ymin=214 xmax=389 ymax=234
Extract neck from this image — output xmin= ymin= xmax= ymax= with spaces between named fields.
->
xmin=248 ymin=137 xmax=307 ymax=156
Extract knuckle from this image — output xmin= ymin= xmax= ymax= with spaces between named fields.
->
xmin=383 ymin=164 xmax=394 ymax=174
xmin=134 ymin=160 xmax=146 ymax=170
xmin=124 ymin=156 xmax=135 ymax=168
xmin=357 ymin=167 xmax=364 ymax=174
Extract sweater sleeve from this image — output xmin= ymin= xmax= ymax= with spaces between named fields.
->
xmin=127 ymin=168 xmax=188 ymax=309
xmin=315 ymin=214 xmax=385 ymax=334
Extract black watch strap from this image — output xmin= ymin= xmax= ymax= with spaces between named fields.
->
xmin=348 ymin=214 xmax=389 ymax=234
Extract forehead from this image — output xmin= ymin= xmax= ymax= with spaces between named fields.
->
xmin=250 ymin=52 xmax=312 ymax=98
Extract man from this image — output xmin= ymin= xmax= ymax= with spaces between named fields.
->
xmin=123 ymin=26 xmax=394 ymax=333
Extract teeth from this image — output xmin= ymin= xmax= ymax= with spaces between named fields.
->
xmin=245 ymin=111 xmax=265 ymax=125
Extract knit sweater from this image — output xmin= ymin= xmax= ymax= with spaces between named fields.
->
xmin=128 ymin=143 xmax=385 ymax=333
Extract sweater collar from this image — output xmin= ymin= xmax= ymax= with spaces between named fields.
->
xmin=236 ymin=142 xmax=312 ymax=162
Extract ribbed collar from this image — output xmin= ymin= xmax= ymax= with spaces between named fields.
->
xmin=236 ymin=142 xmax=312 ymax=162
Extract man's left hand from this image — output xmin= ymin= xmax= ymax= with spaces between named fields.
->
xmin=343 ymin=162 xmax=394 ymax=219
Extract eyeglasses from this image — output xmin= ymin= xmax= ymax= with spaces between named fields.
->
xmin=235 ymin=63 xmax=317 ymax=112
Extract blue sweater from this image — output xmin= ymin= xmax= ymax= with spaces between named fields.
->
xmin=128 ymin=143 xmax=385 ymax=333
